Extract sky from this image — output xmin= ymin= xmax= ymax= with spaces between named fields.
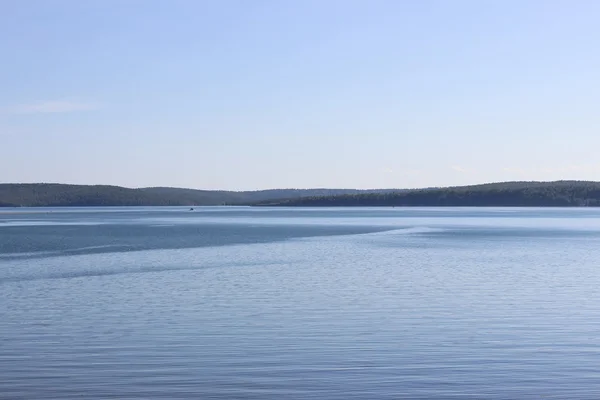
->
xmin=1 ymin=0 xmax=599 ymax=190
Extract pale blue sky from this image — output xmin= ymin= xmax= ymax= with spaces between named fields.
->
xmin=1 ymin=0 xmax=599 ymax=190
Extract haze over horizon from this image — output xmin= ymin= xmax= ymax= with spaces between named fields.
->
xmin=2 ymin=1 xmax=599 ymax=191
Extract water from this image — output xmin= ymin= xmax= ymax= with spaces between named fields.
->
xmin=2 ymin=207 xmax=600 ymax=399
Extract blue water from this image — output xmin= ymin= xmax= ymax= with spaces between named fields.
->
xmin=2 ymin=207 xmax=600 ymax=399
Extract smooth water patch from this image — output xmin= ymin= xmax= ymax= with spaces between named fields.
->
xmin=2 ymin=207 xmax=600 ymax=399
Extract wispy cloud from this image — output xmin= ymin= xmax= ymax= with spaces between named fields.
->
xmin=451 ymin=165 xmax=469 ymax=173
xmin=398 ymin=168 xmax=423 ymax=176
xmin=380 ymin=167 xmax=423 ymax=176
xmin=7 ymin=100 xmax=99 ymax=114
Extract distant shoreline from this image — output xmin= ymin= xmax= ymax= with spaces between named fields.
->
xmin=1 ymin=181 xmax=599 ymax=208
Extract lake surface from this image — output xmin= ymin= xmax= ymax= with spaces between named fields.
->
xmin=2 ymin=207 xmax=600 ymax=399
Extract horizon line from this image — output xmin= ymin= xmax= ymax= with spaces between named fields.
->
xmin=0 ymin=179 xmax=597 ymax=193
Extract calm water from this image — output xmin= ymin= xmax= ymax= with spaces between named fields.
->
xmin=2 ymin=207 xmax=600 ymax=399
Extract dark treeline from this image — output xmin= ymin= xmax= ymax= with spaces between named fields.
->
xmin=4 ymin=181 xmax=600 ymax=208
xmin=257 ymin=181 xmax=600 ymax=207
xmin=0 ymin=184 xmax=403 ymax=207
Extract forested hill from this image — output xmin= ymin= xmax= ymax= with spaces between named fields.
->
xmin=257 ymin=181 xmax=600 ymax=207
xmin=4 ymin=181 xmax=600 ymax=207
xmin=0 ymin=184 xmax=402 ymax=207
